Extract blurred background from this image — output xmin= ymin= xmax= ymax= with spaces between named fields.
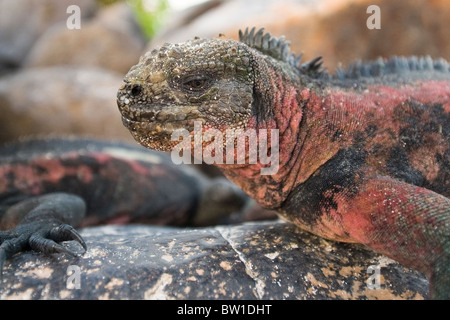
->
xmin=0 ymin=0 xmax=449 ymax=143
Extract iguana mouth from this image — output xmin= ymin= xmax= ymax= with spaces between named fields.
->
xmin=121 ymin=115 xmax=201 ymax=134
xmin=119 ymin=101 xmax=204 ymax=122
xmin=121 ymin=116 xmax=194 ymax=152
xmin=120 ymin=110 xmax=156 ymax=122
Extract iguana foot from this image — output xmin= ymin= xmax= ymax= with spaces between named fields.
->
xmin=0 ymin=193 xmax=87 ymax=278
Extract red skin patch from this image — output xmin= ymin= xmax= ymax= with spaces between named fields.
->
xmin=213 ymin=74 xmax=449 ymax=283
xmin=219 ymin=79 xmax=450 ymax=205
xmin=0 ymin=150 xmax=197 ymax=229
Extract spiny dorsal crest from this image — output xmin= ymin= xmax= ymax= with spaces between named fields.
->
xmin=335 ymin=56 xmax=450 ymax=79
xmin=238 ymin=27 xmax=324 ymax=77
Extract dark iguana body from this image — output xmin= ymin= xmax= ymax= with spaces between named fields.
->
xmin=117 ymin=28 xmax=450 ymax=299
xmin=0 ymin=137 xmax=250 ymax=273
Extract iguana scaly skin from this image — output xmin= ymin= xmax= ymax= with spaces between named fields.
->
xmin=117 ymin=28 xmax=450 ymax=299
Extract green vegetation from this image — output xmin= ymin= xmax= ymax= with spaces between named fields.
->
xmin=127 ymin=0 xmax=169 ymax=39
xmin=97 ymin=0 xmax=170 ymax=39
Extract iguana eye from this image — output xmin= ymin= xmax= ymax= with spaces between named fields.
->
xmin=188 ymin=79 xmax=205 ymax=89
xmin=181 ymin=75 xmax=211 ymax=92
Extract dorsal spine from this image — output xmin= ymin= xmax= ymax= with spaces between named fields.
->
xmin=238 ymin=27 xmax=324 ymax=77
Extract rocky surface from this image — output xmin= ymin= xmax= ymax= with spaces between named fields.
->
xmin=0 ymin=222 xmax=428 ymax=300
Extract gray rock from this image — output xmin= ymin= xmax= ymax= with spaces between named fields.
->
xmin=0 ymin=66 xmax=133 ymax=142
xmin=25 ymin=13 xmax=145 ymax=74
xmin=0 ymin=222 xmax=428 ymax=300
xmin=96 ymin=2 xmax=146 ymax=43
xmin=0 ymin=0 xmax=96 ymax=74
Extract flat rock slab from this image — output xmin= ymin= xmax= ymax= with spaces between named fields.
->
xmin=0 ymin=221 xmax=427 ymax=300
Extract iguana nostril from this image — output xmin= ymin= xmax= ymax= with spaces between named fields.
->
xmin=131 ymin=84 xmax=142 ymax=97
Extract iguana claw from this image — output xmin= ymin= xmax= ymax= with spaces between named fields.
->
xmin=0 ymin=193 xmax=87 ymax=280
xmin=0 ymin=221 xmax=86 ymax=280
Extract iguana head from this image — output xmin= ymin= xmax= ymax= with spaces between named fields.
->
xmin=117 ymin=27 xmax=322 ymax=153
xmin=117 ymin=28 xmax=326 ymax=207
xmin=117 ymin=36 xmax=257 ymax=152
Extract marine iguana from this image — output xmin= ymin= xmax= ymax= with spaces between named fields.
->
xmin=116 ymin=27 xmax=450 ymax=299
xmin=0 ymin=137 xmax=251 ymax=275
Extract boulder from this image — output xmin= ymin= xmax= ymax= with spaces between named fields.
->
xmin=0 ymin=0 xmax=96 ymax=74
xmin=0 ymin=222 xmax=428 ymax=300
xmin=25 ymin=3 xmax=145 ymax=75
xmin=0 ymin=66 xmax=133 ymax=143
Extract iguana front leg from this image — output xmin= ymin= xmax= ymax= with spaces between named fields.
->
xmin=281 ymin=175 xmax=449 ymax=299
xmin=357 ymin=177 xmax=449 ymax=300
xmin=0 ymin=193 xmax=87 ymax=277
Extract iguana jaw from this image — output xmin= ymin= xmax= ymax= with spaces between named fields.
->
xmin=118 ymin=96 xmax=208 ymax=151
xmin=121 ymin=116 xmax=186 ymax=152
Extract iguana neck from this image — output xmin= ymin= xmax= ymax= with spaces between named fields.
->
xmin=216 ymin=64 xmax=341 ymax=209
